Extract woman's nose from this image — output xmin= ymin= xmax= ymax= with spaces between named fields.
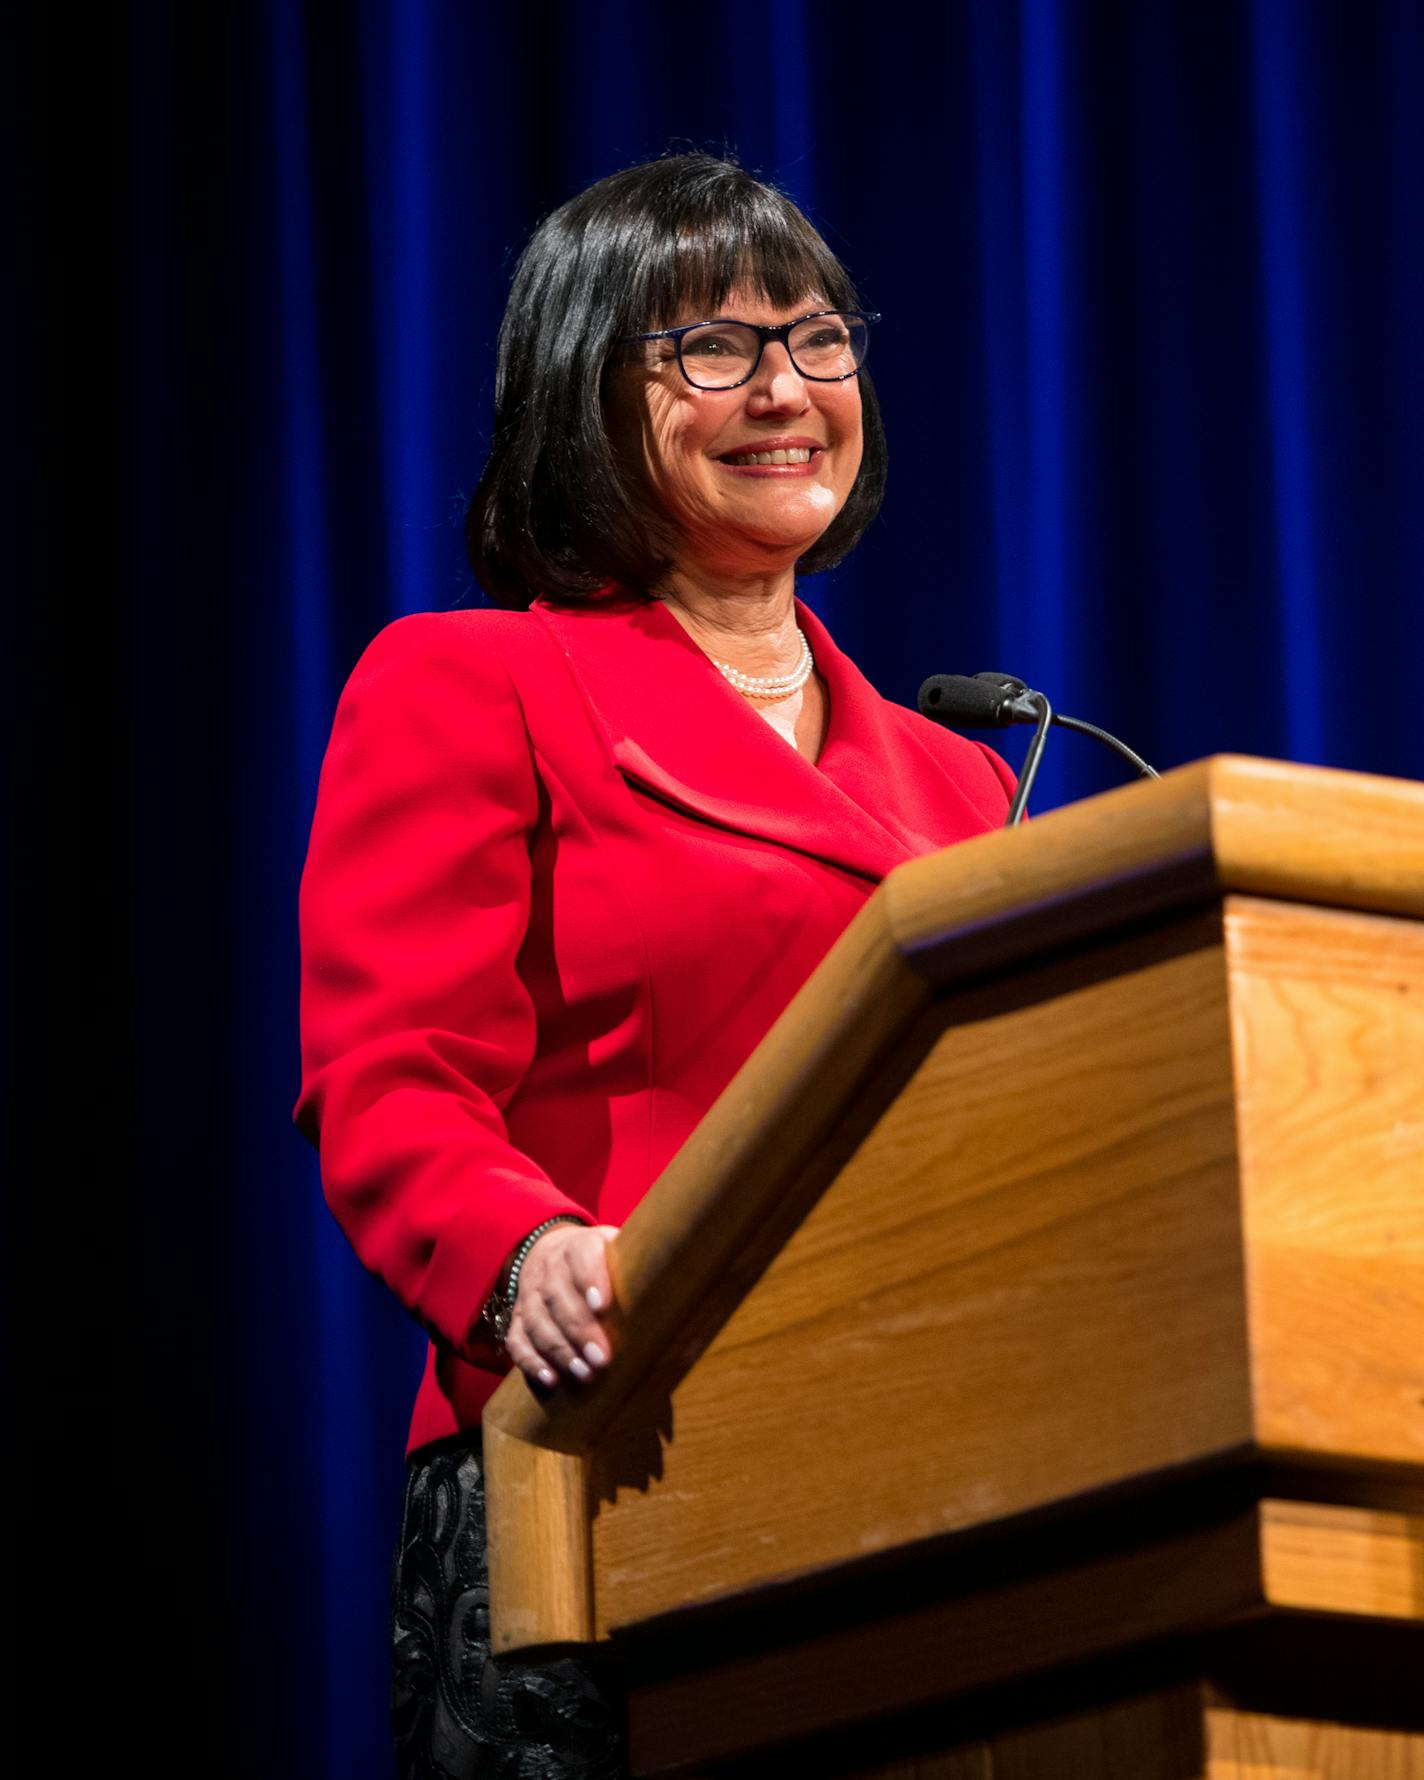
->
xmin=745 ymin=342 xmax=810 ymax=411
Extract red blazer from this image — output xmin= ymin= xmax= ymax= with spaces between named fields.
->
xmin=296 ymin=592 xmax=1012 ymax=1452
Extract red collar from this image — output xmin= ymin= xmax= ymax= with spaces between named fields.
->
xmin=531 ymin=592 xmax=938 ymax=883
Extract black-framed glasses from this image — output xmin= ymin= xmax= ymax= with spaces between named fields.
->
xmin=620 ymin=309 xmax=878 ymax=390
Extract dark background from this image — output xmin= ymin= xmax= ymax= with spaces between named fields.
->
xmin=10 ymin=2 xmax=1422 ymax=1773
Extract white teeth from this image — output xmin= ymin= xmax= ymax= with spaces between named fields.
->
xmin=726 ymin=446 xmax=814 ymax=466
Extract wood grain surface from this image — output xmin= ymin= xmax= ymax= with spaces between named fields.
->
xmin=1226 ymin=897 xmax=1424 ymax=1473
xmin=591 ymin=921 xmax=1252 ymax=1632
xmin=737 ymin=1687 xmax=1424 ymax=1780
xmin=478 ymin=1423 xmax=592 ymax=1647
xmin=1203 ymin=1703 xmax=1424 ymax=1779
xmin=1260 ymin=1499 xmax=1424 ymax=1620
xmin=626 ymin=1508 xmax=1269 ymax=1770
xmin=626 ymin=1500 xmax=1424 ymax=1772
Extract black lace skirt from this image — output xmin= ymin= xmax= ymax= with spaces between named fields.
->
xmin=392 ymin=1435 xmax=628 ymax=1779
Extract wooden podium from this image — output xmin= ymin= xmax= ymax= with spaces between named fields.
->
xmin=484 ymin=756 xmax=1424 ymax=1777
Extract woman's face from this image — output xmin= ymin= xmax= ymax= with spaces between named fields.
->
xmin=604 ymin=288 xmax=864 ymax=583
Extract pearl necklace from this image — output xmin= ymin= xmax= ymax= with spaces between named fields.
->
xmin=712 ymin=627 xmax=814 ymax=700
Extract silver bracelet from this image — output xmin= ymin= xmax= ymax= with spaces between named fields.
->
xmin=482 ymin=1215 xmax=585 ymax=1345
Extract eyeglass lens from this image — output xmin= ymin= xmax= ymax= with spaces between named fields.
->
xmin=678 ymin=313 xmax=868 ymax=389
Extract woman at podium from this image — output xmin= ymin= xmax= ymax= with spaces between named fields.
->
xmin=296 ymin=153 xmax=1012 ymax=1775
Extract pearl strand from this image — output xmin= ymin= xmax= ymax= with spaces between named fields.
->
xmin=712 ymin=627 xmax=814 ymax=700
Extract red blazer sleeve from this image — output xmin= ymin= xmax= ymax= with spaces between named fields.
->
xmin=294 ymin=616 xmax=591 ymax=1364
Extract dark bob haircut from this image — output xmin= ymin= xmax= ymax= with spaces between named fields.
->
xmin=466 ymin=153 xmax=887 ymax=609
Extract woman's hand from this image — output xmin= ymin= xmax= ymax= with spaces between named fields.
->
xmin=503 ymin=1223 xmax=619 ymax=1389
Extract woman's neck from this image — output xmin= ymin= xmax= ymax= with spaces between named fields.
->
xmin=658 ymin=566 xmax=827 ymax=761
xmin=659 ymin=568 xmax=801 ymax=678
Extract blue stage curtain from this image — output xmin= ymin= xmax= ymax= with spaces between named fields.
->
xmin=12 ymin=3 xmax=1422 ymax=1773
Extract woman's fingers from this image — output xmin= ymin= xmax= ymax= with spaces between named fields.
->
xmin=503 ymin=1325 xmax=557 ymax=1390
xmin=538 ymin=1273 xmax=605 ymax=1371
xmin=576 ymin=1225 xmax=619 ymax=1314
xmin=509 ymin=1222 xmax=618 ymax=1385
xmin=521 ymin=1298 xmax=586 ymax=1376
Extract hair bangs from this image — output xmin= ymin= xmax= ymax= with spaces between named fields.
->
xmin=626 ymin=185 xmax=858 ymax=334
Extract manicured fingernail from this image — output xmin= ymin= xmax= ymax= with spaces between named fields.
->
xmin=569 ymin=1357 xmax=592 ymax=1382
xmin=585 ymin=1287 xmax=604 ymax=1312
xmin=536 ymin=1367 xmax=557 ymax=1387
xmin=583 ymin=1342 xmax=607 ymax=1368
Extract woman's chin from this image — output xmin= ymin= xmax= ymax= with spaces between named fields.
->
xmin=682 ymin=528 xmax=828 ymax=582
xmin=711 ymin=494 xmax=840 ymax=565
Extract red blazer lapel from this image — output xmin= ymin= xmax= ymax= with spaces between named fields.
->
xmin=799 ymin=602 xmax=1003 ymax=857
xmin=532 ymin=594 xmax=918 ymax=884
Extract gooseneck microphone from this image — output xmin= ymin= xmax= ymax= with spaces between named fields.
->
xmin=918 ymin=671 xmax=1157 ymax=826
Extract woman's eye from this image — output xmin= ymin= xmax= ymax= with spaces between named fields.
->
xmin=684 ymin=324 xmax=762 ymax=360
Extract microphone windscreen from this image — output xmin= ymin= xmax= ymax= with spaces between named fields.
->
xmin=918 ymin=674 xmax=1020 ymax=727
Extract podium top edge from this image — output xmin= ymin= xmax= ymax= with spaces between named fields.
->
xmin=882 ymin=754 xmax=1424 ymax=963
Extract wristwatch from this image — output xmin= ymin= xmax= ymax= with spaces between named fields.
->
xmin=482 ymin=1215 xmax=585 ymax=1345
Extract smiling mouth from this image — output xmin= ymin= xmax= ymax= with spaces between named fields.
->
xmin=720 ymin=446 xmax=817 ymax=467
